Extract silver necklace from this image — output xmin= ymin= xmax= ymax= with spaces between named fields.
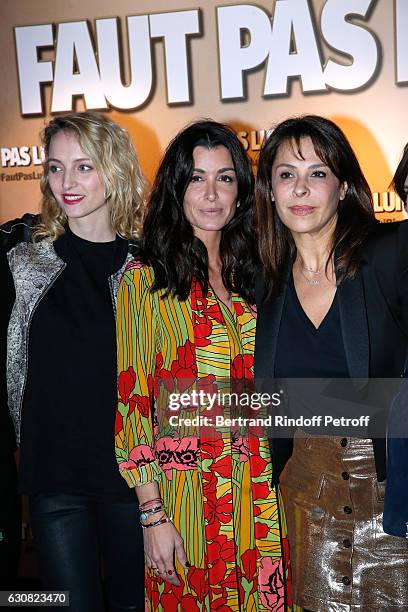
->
xmin=299 ymin=266 xmax=321 ymax=285
xmin=302 ymin=263 xmax=322 ymax=274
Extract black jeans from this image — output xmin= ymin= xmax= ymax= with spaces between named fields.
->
xmin=29 ymin=494 xmax=144 ymax=612
xmin=0 ymin=452 xmax=21 ymax=589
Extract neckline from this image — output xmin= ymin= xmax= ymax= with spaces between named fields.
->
xmin=208 ymin=282 xmax=237 ymax=319
xmin=65 ymin=225 xmax=117 ymax=247
xmin=290 ymin=272 xmax=337 ymax=333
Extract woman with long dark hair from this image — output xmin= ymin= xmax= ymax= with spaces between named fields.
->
xmin=255 ymin=115 xmax=408 ymax=611
xmin=115 ymin=120 xmax=294 ymax=611
xmin=6 ymin=111 xmax=146 ymax=611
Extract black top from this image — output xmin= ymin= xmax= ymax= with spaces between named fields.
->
xmin=255 ymin=220 xmax=408 ymax=482
xmin=19 ymin=227 xmax=134 ymax=501
xmin=275 ymin=274 xmax=349 ymax=378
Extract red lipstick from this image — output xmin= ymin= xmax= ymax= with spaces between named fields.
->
xmin=62 ymin=194 xmax=84 ymax=205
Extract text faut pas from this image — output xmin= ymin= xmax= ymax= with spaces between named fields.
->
xmin=15 ymin=0 xmax=408 ymax=115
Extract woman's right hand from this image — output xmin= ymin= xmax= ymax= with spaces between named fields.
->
xmin=143 ymin=520 xmax=188 ymax=586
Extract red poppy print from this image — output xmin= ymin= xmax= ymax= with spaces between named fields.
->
xmin=255 ymin=521 xmax=270 ymax=540
xmin=159 ymin=574 xmax=185 ymax=609
xmin=234 ymin=302 xmax=245 ymax=317
xmin=210 ymin=455 xmax=232 ymax=479
xmin=114 ymin=410 xmax=123 ymax=436
xmin=178 ymin=340 xmax=196 ymax=370
xmin=170 ymin=340 xmax=197 ymax=391
xmin=201 ymin=435 xmax=224 ymax=460
xmin=205 ymin=515 xmax=220 ymax=541
xmin=207 ymin=553 xmax=226 ymax=585
xmin=211 ymin=596 xmax=233 ymax=612
xmin=197 ymin=374 xmax=218 ymax=397
xmin=154 ymin=354 xmax=173 ymax=393
xmin=211 ymin=534 xmax=236 ymax=564
xmin=252 ymin=481 xmax=272 ymax=501
xmin=187 ymin=567 xmax=208 ymax=602
xmin=202 ymin=469 xmax=217 ymax=492
xmin=222 ymin=568 xmax=241 ymax=590
xmin=249 ymin=453 xmax=268 ymax=478
xmin=222 ymin=568 xmax=244 ymax=602
xmin=116 ymin=268 xmax=291 ymax=611
xmin=180 ymin=594 xmax=200 ymax=612
xmin=156 ymin=369 xmax=175 ymax=394
xmin=129 ymin=393 xmax=150 ymax=419
xmin=203 ymin=302 xmax=225 ymax=325
xmin=118 ymin=367 xmax=136 ymax=405
xmin=117 ymin=367 xmax=152 ymax=419
xmin=205 ymin=491 xmax=232 ymax=526
xmin=231 ymin=354 xmax=254 ymax=380
xmin=193 ymin=313 xmax=212 ymax=347
xmin=241 ymin=548 xmax=258 ymax=583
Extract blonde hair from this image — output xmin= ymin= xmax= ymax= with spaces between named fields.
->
xmin=34 ymin=111 xmax=147 ymax=241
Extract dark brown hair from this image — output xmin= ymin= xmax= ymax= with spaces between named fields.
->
xmin=255 ymin=115 xmax=375 ymax=299
xmin=392 ymin=142 xmax=408 ymax=202
xmin=139 ymin=119 xmax=257 ymax=302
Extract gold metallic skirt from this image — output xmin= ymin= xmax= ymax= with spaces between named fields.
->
xmin=280 ymin=431 xmax=408 ymax=611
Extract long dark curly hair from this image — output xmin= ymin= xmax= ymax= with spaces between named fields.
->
xmin=138 ymin=119 xmax=257 ymax=302
xmin=256 ymin=115 xmax=376 ymax=300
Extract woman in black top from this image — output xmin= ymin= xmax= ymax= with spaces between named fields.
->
xmin=383 ymin=142 xmax=408 ymax=538
xmin=254 ymin=115 xmax=408 ymax=611
xmin=6 ymin=112 xmax=146 ymax=611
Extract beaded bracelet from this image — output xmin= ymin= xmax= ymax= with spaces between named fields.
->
xmin=141 ymin=516 xmax=171 ymax=530
xmin=140 ymin=505 xmax=164 ymax=521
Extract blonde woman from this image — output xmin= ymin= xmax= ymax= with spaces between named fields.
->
xmin=4 ymin=112 xmax=146 ymax=612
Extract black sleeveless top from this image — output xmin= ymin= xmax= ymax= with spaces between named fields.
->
xmin=275 ymin=273 xmax=349 ymax=379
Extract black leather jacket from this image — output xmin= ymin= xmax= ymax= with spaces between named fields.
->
xmin=1 ymin=214 xmax=136 ymax=445
xmin=0 ymin=214 xmax=38 ymax=452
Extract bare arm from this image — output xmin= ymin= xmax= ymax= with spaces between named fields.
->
xmin=135 ymin=482 xmax=188 ymax=585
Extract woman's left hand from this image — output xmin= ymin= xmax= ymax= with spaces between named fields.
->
xmin=144 ymin=519 xmax=189 ymax=585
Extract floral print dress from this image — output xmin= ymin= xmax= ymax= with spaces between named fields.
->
xmin=115 ymin=263 xmax=294 ymax=611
